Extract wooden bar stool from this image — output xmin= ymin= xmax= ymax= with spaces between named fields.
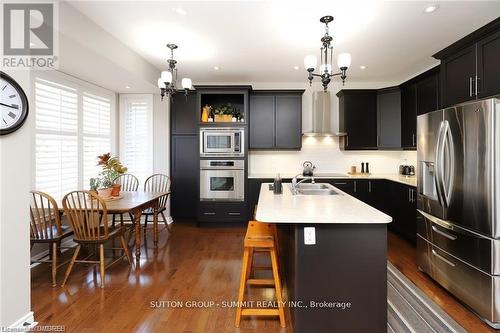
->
xmin=235 ymin=221 xmax=285 ymax=328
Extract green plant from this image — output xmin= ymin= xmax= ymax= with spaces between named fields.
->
xmin=213 ymin=103 xmax=236 ymax=116
xmin=93 ymin=153 xmax=128 ymax=189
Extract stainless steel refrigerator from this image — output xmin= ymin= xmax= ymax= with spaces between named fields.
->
xmin=416 ymin=97 xmax=500 ymax=329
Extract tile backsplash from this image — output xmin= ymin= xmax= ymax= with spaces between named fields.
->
xmin=248 ymin=136 xmax=417 ymax=175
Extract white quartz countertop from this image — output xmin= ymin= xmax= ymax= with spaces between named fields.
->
xmin=255 ymin=183 xmax=393 ymax=224
xmin=248 ymin=173 xmax=417 ymax=188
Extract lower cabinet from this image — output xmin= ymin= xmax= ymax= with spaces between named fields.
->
xmin=387 ymin=181 xmax=417 ymax=244
xmin=198 ymin=202 xmax=247 ymax=223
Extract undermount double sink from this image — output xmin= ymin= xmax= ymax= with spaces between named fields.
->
xmin=291 ymin=183 xmax=341 ymax=196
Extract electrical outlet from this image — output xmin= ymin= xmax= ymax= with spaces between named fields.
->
xmin=304 ymin=227 xmax=316 ymax=245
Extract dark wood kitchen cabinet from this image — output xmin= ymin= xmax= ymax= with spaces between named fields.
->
xmin=415 ymin=68 xmax=440 ymax=115
xmin=377 ymin=87 xmax=401 ymax=149
xmin=171 ymin=92 xmax=197 ymax=135
xmin=400 ymin=83 xmax=417 ymax=149
xmin=477 ymin=29 xmax=500 ymax=99
xmin=249 ymin=91 xmax=303 ymax=150
xmin=400 ymin=66 xmax=440 ymax=149
xmin=434 ymin=18 xmax=500 ymax=107
xmin=170 ymin=135 xmax=198 ymax=219
xmin=439 ymin=45 xmax=476 ymax=107
xmin=387 ymin=182 xmax=417 ymax=244
xmin=338 ymin=90 xmax=378 ymax=150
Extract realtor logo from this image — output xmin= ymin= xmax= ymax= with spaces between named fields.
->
xmin=2 ymin=2 xmax=58 ymax=69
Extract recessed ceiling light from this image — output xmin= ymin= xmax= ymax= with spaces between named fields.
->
xmin=424 ymin=4 xmax=439 ymax=13
xmin=174 ymin=7 xmax=187 ymax=16
xmin=30 ymin=42 xmax=35 ymax=47
xmin=360 ymin=65 xmax=367 ymax=70
xmin=125 ymin=85 xmax=131 ymax=89
xmin=213 ymin=66 xmax=219 ymax=70
xmin=293 ymin=66 xmax=299 ymax=70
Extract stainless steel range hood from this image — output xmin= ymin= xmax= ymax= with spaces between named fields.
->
xmin=304 ymin=91 xmax=346 ymax=137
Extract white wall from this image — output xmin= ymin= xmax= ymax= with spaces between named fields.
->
xmin=0 ymin=70 xmax=33 ymax=327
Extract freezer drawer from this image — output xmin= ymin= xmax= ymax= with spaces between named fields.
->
xmin=417 ymin=236 xmax=500 ymax=327
xmin=417 ymin=210 xmax=500 ymax=275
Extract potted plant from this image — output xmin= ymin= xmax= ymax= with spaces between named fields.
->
xmin=91 ymin=153 xmax=128 ymax=198
xmin=214 ymin=103 xmax=236 ymax=122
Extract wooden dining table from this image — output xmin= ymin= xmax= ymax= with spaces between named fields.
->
xmin=58 ymin=191 xmax=169 ymax=265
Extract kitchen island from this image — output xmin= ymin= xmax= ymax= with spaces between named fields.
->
xmin=255 ymin=182 xmax=392 ymax=333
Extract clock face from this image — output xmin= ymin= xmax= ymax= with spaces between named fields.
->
xmin=0 ymin=72 xmax=29 ymax=135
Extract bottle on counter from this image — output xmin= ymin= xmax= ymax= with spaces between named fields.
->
xmin=273 ymin=174 xmax=282 ymax=194
xmin=361 ymin=162 xmax=365 ymax=174
xmin=366 ymin=162 xmax=370 ymax=174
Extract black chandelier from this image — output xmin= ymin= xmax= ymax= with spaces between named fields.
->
xmin=304 ymin=16 xmax=351 ymax=91
xmin=157 ymin=44 xmax=192 ymax=100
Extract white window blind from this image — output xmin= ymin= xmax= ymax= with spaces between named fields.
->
xmin=35 ymin=79 xmax=79 ymax=199
xmin=120 ymin=95 xmax=153 ymax=183
xmin=34 ymin=74 xmax=115 ymax=199
xmin=82 ymin=93 xmax=111 ymax=186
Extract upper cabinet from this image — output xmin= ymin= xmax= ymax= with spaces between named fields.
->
xmin=400 ymin=66 xmax=440 ymax=149
xmin=377 ymin=87 xmax=401 ymax=149
xmin=434 ymin=18 xmax=500 ymax=107
xmin=337 ymin=90 xmax=378 ymax=150
xmin=477 ymin=30 xmax=500 ymax=99
xmin=249 ymin=90 xmax=303 ymax=150
xmin=400 ymin=82 xmax=417 ymax=149
xmin=171 ymin=92 xmax=198 ymax=135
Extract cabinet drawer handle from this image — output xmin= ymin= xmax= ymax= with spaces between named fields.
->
xmin=203 ymin=212 xmax=216 ymax=216
xmin=228 ymin=212 xmax=241 ymax=216
xmin=368 ymin=181 xmax=372 ymax=193
xmin=431 ymin=226 xmax=457 ymax=240
xmin=469 ymin=77 xmax=473 ymax=97
xmin=333 ymin=182 xmax=347 ymax=185
xmin=476 ymin=76 xmax=480 ymax=96
xmin=432 ymin=249 xmax=456 ymax=267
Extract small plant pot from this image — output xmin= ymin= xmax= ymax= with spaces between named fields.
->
xmin=214 ymin=114 xmax=233 ymax=122
xmin=97 ymin=187 xmax=113 ymax=199
xmin=88 ymin=190 xmax=98 ymax=200
xmin=111 ymin=184 xmax=121 ymax=197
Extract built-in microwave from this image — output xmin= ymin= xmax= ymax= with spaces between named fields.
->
xmin=200 ymin=127 xmax=244 ymax=157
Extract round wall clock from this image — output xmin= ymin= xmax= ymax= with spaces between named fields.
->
xmin=0 ymin=71 xmax=29 ymax=136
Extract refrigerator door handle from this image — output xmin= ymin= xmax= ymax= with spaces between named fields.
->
xmin=443 ymin=122 xmax=454 ymax=206
xmin=431 ymin=249 xmax=456 ymax=267
xmin=431 ymin=225 xmax=458 ymax=240
xmin=434 ymin=121 xmax=446 ymax=207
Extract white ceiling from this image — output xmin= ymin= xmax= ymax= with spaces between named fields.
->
xmin=69 ymin=1 xmax=500 ymax=85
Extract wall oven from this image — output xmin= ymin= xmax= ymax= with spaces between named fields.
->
xmin=200 ymin=160 xmax=244 ymax=201
xmin=200 ymin=127 xmax=244 ymax=157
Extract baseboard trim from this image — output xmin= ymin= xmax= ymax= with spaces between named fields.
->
xmin=8 ymin=311 xmax=37 ymax=329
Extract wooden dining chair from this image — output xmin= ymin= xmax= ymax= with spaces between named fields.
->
xmin=112 ymin=173 xmax=139 ymax=227
xmin=61 ymin=190 xmax=132 ymax=288
xmin=142 ymin=174 xmax=171 ymax=231
xmin=30 ymin=191 xmax=73 ymax=287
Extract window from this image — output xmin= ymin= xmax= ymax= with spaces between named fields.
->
xmin=34 ymin=73 xmax=115 ymax=199
xmin=119 ymin=95 xmax=153 ymax=183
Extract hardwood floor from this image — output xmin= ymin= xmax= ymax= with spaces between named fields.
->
xmin=31 ymin=222 xmax=291 ymax=333
xmin=387 ymin=232 xmax=496 ymax=333
xmin=32 ymin=223 xmax=494 ymax=332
